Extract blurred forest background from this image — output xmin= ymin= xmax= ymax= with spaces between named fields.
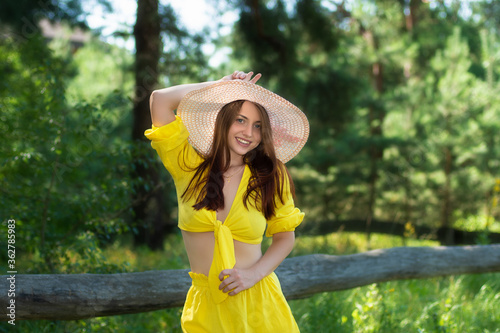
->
xmin=1 ymin=0 xmax=500 ymax=331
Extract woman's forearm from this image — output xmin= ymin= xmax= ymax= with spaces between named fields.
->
xmin=149 ymin=71 xmax=261 ymax=127
xmin=219 ymin=231 xmax=295 ymax=296
xmin=252 ymin=231 xmax=295 ymax=281
xmin=149 ymin=80 xmax=219 ymax=127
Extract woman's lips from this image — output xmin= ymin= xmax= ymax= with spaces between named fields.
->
xmin=236 ymin=137 xmax=251 ymax=147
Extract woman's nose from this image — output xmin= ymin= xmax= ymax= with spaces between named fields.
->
xmin=243 ymin=124 xmax=253 ymax=137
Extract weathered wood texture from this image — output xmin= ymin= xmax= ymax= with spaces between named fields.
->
xmin=2 ymin=245 xmax=499 ymax=321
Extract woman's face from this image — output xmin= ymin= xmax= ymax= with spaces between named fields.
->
xmin=227 ymin=101 xmax=262 ymax=159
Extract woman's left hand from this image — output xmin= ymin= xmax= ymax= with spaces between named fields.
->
xmin=218 ymin=267 xmax=261 ymax=296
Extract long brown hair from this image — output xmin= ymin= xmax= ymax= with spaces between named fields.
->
xmin=181 ymin=100 xmax=295 ymax=219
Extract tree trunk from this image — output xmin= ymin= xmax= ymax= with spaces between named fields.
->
xmin=2 ymin=245 xmax=499 ymax=321
xmin=131 ymin=0 xmax=171 ymax=249
xmin=441 ymin=145 xmax=454 ymax=245
xmin=405 ymin=0 xmax=420 ymax=31
xmin=402 ymin=0 xmax=421 ymax=236
xmin=363 ymin=29 xmax=385 ymax=247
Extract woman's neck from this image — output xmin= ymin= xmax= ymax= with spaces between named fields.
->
xmin=227 ymin=152 xmax=245 ymax=168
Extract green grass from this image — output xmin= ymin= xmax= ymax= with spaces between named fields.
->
xmin=4 ymin=232 xmax=499 ymax=333
xmin=290 ymin=274 xmax=500 ymax=333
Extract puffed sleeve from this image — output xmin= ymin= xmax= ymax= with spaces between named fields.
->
xmin=145 ymin=116 xmax=189 ymax=148
xmin=144 ymin=116 xmax=201 ymax=181
xmin=265 ymin=173 xmax=304 ymax=237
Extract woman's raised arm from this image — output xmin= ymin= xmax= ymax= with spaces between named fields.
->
xmin=149 ymin=71 xmax=261 ymax=127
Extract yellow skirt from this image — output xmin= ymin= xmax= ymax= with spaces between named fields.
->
xmin=181 ymin=272 xmax=300 ymax=332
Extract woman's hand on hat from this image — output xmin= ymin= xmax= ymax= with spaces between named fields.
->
xmin=221 ymin=71 xmax=262 ymax=84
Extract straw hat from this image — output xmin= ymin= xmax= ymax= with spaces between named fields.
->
xmin=176 ymin=80 xmax=309 ymax=163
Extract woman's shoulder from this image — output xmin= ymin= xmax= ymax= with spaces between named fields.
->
xmin=145 ymin=116 xmax=204 ymax=179
xmin=144 ymin=116 xmax=187 ymax=143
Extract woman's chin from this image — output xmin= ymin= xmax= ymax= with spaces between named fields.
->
xmin=230 ymin=146 xmax=256 ymax=159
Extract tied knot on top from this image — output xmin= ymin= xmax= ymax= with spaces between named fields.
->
xmin=208 ymin=220 xmax=236 ymax=304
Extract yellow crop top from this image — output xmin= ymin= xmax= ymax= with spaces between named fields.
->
xmin=145 ymin=116 xmax=304 ymax=303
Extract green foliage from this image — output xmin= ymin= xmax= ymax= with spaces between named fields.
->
xmin=227 ymin=0 xmax=500 ymax=236
xmin=0 ymin=0 xmax=87 ymax=31
xmin=0 ymin=34 xmax=135 ymax=273
xmin=291 ymin=274 xmax=500 ymax=333
xmin=156 ymin=3 xmax=211 ymax=85
xmin=65 ymin=38 xmax=134 ymax=103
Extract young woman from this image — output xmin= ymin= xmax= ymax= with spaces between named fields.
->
xmin=145 ymin=71 xmax=309 ymax=332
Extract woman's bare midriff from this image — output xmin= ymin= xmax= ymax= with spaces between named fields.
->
xmin=181 ymin=230 xmax=263 ymax=276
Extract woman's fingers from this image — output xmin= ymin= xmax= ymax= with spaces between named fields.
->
xmin=219 ymin=268 xmax=241 ymax=293
xmin=218 ymin=267 xmax=259 ymax=296
xmin=222 ymin=280 xmax=238 ymax=294
xmin=232 ymin=71 xmax=245 ymax=79
xmin=227 ymin=71 xmax=262 ymax=83
xmin=219 ymin=270 xmax=237 ymax=293
xmin=242 ymin=71 xmax=253 ymax=80
xmin=242 ymin=71 xmax=262 ymax=83
xmin=250 ymin=73 xmax=262 ymax=83
xmin=232 ymin=70 xmax=242 ymax=79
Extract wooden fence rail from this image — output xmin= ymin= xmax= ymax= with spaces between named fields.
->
xmin=2 ymin=245 xmax=500 ymax=321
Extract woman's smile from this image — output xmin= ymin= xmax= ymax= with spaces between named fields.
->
xmin=236 ymin=137 xmax=252 ymax=146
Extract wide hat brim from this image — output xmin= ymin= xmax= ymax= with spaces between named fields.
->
xmin=177 ymin=81 xmax=309 ymax=163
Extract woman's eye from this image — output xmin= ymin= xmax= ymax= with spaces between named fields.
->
xmin=236 ymin=118 xmax=244 ymax=123
xmin=254 ymin=124 xmax=261 ymax=129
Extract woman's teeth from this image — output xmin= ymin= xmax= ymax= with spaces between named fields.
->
xmin=236 ymin=138 xmax=250 ymax=145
